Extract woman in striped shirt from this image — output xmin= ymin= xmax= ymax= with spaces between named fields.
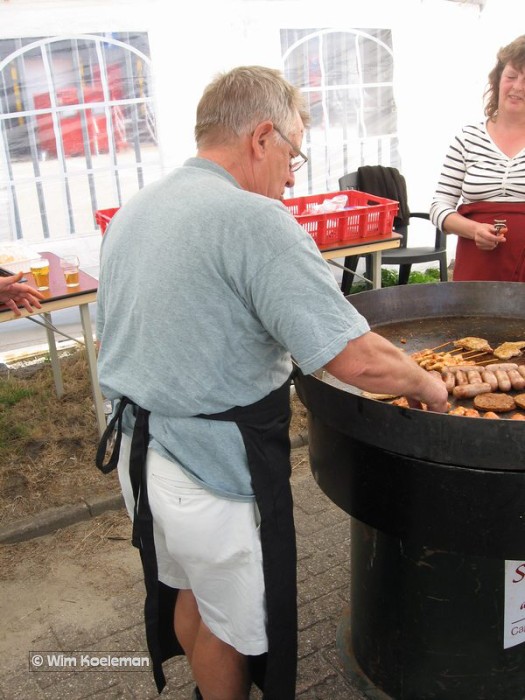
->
xmin=430 ymin=35 xmax=525 ymax=281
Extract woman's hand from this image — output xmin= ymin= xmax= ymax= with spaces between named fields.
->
xmin=443 ymin=213 xmax=508 ymax=251
xmin=0 ymin=272 xmax=45 ymax=316
xmin=472 ymin=222 xmax=507 ymax=251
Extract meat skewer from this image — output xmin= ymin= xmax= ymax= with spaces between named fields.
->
xmin=461 ymin=351 xmax=493 ymax=361
xmin=444 ymin=364 xmax=479 ymax=373
xmin=429 ymin=340 xmax=456 ymax=352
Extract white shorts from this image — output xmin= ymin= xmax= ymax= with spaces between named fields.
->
xmin=117 ymin=434 xmax=268 ymax=656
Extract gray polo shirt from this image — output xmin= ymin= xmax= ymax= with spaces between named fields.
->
xmin=97 ymin=157 xmax=369 ymax=500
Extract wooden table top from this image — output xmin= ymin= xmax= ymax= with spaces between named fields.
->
xmin=317 ymin=231 xmax=402 ymax=255
xmin=0 ymin=251 xmax=98 ymax=317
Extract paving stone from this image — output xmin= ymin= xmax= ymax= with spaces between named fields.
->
xmin=295 ymin=649 xmax=339 ymax=694
xmin=297 ymin=617 xmax=338 ymax=658
xmin=297 ymin=669 xmax=367 ymax=699
xmin=51 ymin=623 xmax=97 ymax=652
xmin=294 ymin=505 xmax=349 ymax=537
xmin=3 ymin=668 xmax=46 ymax=699
xmin=307 ymin=518 xmax=352 ymax=549
xmin=295 ymin=533 xmax=320 ymax=561
xmin=298 ymin=564 xmax=350 ymax=604
xmin=298 ymin=590 xmax=348 ymax=631
xmin=37 ymin=672 xmax=123 ymax=699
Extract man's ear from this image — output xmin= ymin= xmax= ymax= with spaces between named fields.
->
xmin=252 ymin=121 xmax=274 ymax=162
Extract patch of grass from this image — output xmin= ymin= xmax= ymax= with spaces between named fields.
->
xmin=0 ymin=381 xmax=34 ymax=455
xmin=0 ymin=350 xmax=120 ymax=525
xmin=0 ymin=383 xmax=34 ymax=407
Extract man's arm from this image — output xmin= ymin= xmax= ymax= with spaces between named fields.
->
xmin=324 ymin=331 xmax=448 ymax=413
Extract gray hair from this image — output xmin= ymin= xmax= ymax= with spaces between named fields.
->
xmin=194 ymin=65 xmax=310 ymax=148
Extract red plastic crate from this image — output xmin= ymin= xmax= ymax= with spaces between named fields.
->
xmin=94 ymin=207 xmax=120 ymax=234
xmin=282 ymin=190 xmax=399 ymax=246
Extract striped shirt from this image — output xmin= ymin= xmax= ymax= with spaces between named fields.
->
xmin=429 ymin=121 xmax=525 ymax=230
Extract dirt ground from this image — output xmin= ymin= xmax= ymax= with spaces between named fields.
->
xmin=0 ymin=352 xmax=310 ymax=672
xmin=0 ymin=509 xmax=139 ymax=666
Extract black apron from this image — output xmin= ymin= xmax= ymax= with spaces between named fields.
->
xmin=95 ymin=379 xmax=297 ymax=699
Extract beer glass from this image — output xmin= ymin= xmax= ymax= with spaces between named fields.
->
xmin=29 ymin=258 xmax=50 ymax=291
xmin=60 ymin=255 xmax=80 ymax=287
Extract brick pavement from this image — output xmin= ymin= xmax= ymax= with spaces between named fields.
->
xmin=0 ymin=445 xmax=370 ymax=700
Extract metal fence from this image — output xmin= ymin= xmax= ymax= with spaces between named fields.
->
xmin=0 ymin=32 xmax=161 ymax=244
xmin=281 ymin=27 xmax=401 ymax=196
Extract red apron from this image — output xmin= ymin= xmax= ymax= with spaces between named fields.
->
xmin=453 ymin=202 xmax=525 ymax=281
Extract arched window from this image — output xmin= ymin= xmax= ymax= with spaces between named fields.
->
xmin=0 ymin=33 xmax=160 ymax=243
xmin=281 ymin=28 xmax=400 ymax=194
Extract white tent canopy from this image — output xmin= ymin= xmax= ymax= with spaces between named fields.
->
xmin=0 ymin=0 xmax=522 ymax=270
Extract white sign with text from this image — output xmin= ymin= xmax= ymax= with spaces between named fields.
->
xmin=504 ymin=560 xmax=525 ymax=649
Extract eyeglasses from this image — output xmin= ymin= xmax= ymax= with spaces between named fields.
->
xmin=273 ymin=124 xmax=308 ymax=173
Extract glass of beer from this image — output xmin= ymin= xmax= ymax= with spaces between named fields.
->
xmin=60 ymin=255 xmax=80 ymax=288
xmin=29 ymin=258 xmax=50 ymax=291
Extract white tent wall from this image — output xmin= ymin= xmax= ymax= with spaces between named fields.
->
xmin=0 ymin=0 xmax=521 ymax=271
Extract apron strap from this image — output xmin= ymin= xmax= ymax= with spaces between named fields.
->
xmin=95 ymin=397 xmax=169 ymax=693
xmin=127 ymin=406 xmax=168 ymax=694
xmin=95 ymin=396 xmax=131 ymax=474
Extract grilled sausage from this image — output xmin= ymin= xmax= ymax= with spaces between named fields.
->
xmin=452 ymin=382 xmax=492 ymax=399
xmin=507 ymin=369 xmax=525 ymax=391
xmin=518 ymin=366 xmax=525 ymax=380
xmin=454 ymin=370 xmax=468 ymax=386
xmin=495 ymin=369 xmax=512 ymax=392
xmin=483 ymin=362 xmax=519 ymax=372
xmin=467 ymin=369 xmax=483 ymax=384
xmin=481 ymin=370 xmax=498 ymax=391
xmin=442 ymin=370 xmax=455 ymax=393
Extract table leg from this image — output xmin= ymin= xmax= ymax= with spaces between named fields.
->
xmin=370 ymin=252 xmax=382 ymax=289
xmin=79 ymin=304 xmax=106 ymax=437
xmin=43 ymin=312 xmax=64 ymax=397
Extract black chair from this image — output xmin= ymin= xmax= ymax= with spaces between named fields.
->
xmin=338 ymin=168 xmax=448 ymax=294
